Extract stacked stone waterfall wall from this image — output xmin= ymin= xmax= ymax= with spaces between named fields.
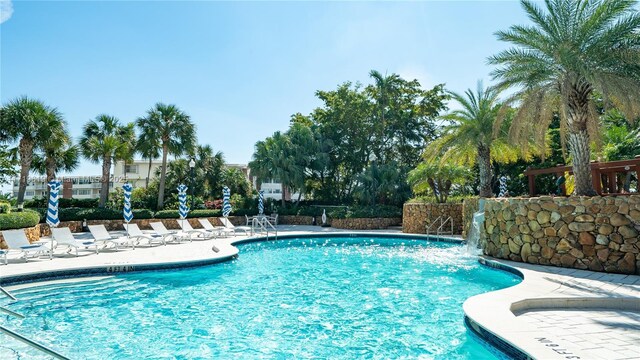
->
xmin=482 ymin=196 xmax=640 ymax=274
xmin=403 ymin=203 xmax=463 ymax=234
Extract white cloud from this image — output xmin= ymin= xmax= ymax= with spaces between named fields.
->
xmin=0 ymin=0 xmax=13 ymax=24
xmin=397 ymin=65 xmax=435 ymax=89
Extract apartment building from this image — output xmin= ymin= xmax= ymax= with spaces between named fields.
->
xmin=12 ymin=176 xmax=114 ymax=200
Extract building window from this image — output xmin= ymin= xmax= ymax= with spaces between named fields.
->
xmin=72 ymin=189 xmax=91 ymax=196
xmin=125 ymin=165 xmax=139 ymax=174
xmin=26 ymin=191 xmax=34 ymax=196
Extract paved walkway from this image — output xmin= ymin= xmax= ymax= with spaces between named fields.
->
xmin=464 ymin=259 xmax=640 ymax=360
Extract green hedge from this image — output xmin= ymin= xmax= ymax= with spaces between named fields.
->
xmin=0 ymin=210 xmax=41 ymax=230
xmin=27 ymin=207 xmax=154 ymax=222
xmin=24 ymin=197 xmax=100 ymax=209
xmin=329 ymin=205 xmax=402 ymax=219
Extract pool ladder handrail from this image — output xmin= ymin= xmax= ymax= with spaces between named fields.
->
xmin=251 ymin=216 xmax=278 ymax=240
xmin=425 ymin=215 xmax=442 ymax=238
xmin=0 ymin=286 xmax=71 ymax=359
xmin=437 ymin=216 xmax=454 ymax=236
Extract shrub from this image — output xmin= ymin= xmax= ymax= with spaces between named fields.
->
xmin=153 ymin=210 xmax=180 ymax=219
xmin=188 ymin=209 xmax=222 ymax=218
xmin=0 ymin=202 xmax=11 ymax=214
xmin=59 ymin=198 xmax=99 ymax=208
xmin=328 ymin=205 xmax=402 ymax=219
xmin=0 ymin=210 xmax=41 ymax=230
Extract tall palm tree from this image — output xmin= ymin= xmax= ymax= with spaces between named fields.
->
xmin=489 ymin=0 xmax=640 ymax=195
xmin=195 ymin=144 xmax=225 ymax=199
xmin=369 ymin=70 xmax=402 ymax=161
xmin=0 ymin=97 xmax=59 ymax=206
xmin=79 ymin=115 xmax=135 ymax=207
xmin=135 ymin=115 xmax=162 ymax=187
xmin=141 ymin=103 xmax=196 ymax=209
xmin=424 ymin=82 xmax=525 ymax=197
xmin=249 ymin=131 xmax=295 ymax=207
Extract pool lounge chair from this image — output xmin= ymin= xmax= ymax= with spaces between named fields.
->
xmin=219 ymin=217 xmax=251 ymax=236
xmin=88 ymin=225 xmax=135 ymax=250
xmin=149 ymin=222 xmax=190 ymax=243
xmin=1 ymin=229 xmax=52 ymax=264
xmin=198 ymin=218 xmax=234 ymax=237
xmin=51 ymin=227 xmax=100 ymax=255
xmin=124 ymin=223 xmax=168 ymax=247
xmin=177 ymin=220 xmax=217 ymax=240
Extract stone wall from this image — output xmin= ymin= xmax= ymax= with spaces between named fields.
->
xmin=332 ymin=217 xmax=401 ymax=230
xmin=462 ymin=198 xmax=480 ymax=239
xmin=402 ymin=202 xmax=463 ymax=234
xmin=482 ymin=195 xmax=640 ymax=275
xmin=278 ymin=215 xmax=314 ymax=225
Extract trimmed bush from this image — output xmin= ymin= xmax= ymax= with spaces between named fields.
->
xmin=133 ymin=209 xmax=154 ymax=219
xmin=0 ymin=210 xmax=41 ymax=230
xmin=329 ymin=205 xmax=402 ymax=219
xmin=153 ymin=210 xmax=180 ymax=219
xmin=24 ymin=197 xmax=101 ymax=208
xmin=0 ymin=202 xmax=11 ymax=214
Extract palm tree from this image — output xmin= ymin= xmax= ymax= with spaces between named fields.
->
xmin=195 ymin=144 xmax=225 ymax=199
xmin=489 ymin=0 xmax=640 ymax=195
xmin=369 ymin=70 xmax=402 ymax=161
xmin=141 ymin=103 xmax=196 ymax=209
xmin=79 ymin=115 xmax=135 ymax=207
xmin=249 ymin=132 xmax=296 ymax=207
xmin=135 ymin=115 xmax=161 ymax=187
xmin=31 ymin=115 xmax=80 ymax=199
xmin=0 ymin=97 xmax=59 ymax=206
xmin=424 ymin=82 xmax=525 ymax=197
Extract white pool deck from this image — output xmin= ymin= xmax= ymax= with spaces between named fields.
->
xmin=1 ymin=226 xmax=639 ymax=360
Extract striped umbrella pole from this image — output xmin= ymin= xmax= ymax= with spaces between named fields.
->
xmin=498 ymin=176 xmax=508 ymax=197
xmin=123 ymin=183 xmax=133 ymax=236
xmin=178 ymin=184 xmax=189 ymax=221
xmin=258 ymin=190 xmax=264 ymax=216
xmin=222 ymin=186 xmax=231 ymax=218
xmin=46 ymin=180 xmax=62 ymax=259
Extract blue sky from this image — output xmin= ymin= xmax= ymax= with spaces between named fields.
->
xmin=1 ymin=0 xmax=529 ymax=182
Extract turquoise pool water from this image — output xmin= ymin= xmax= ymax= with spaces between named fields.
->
xmin=1 ymin=237 xmax=520 ymax=359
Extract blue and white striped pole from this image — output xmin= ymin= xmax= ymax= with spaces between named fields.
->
xmin=123 ymin=183 xmax=133 ymax=236
xmin=222 ymin=186 xmax=231 ymax=218
xmin=498 ymin=176 xmax=508 ymax=197
xmin=258 ymin=190 xmax=264 ymax=216
xmin=178 ymin=184 xmax=189 ymax=232
xmin=46 ymin=180 xmax=62 ymax=259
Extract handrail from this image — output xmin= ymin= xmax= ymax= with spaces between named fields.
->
xmin=437 ymin=216 xmax=454 ymax=236
xmin=251 ymin=216 xmax=278 ymax=240
xmin=425 ymin=216 xmax=442 ymax=238
xmin=0 ymin=306 xmax=25 ymax=319
xmin=0 ymin=286 xmax=17 ymax=301
xmin=0 ymin=324 xmax=71 ymax=359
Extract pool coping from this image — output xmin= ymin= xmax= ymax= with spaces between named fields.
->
xmin=463 ymin=257 xmax=640 ymax=360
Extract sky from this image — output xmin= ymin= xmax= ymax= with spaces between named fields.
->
xmin=1 ymin=0 xmax=531 ymax=191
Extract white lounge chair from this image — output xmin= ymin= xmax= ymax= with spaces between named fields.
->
xmin=51 ymin=227 xmax=100 ymax=255
xmin=1 ymin=229 xmax=52 ymax=263
xmin=198 ymin=218 xmax=234 ymax=237
xmin=88 ymin=225 xmax=135 ymax=250
xmin=177 ymin=219 xmax=217 ymax=240
xmin=149 ymin=222 xmax=190 ymax=243
xmin=220 ymin=217 xmax=251 ymax=236
xmin=124 ymin=223 xmax=168 ymax=247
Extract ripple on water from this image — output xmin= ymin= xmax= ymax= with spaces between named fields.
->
xmin=2 ymin=237 xmax=519 ymax=359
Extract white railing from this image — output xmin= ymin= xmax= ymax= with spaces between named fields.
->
xmin=425 ymin=216 xmax=454 ymax=238
xmin=0 ymin=286 xmax=70 ymax=359
xmin=437 ymin=216 xmax=454 ymax=236
xmin=425 ymin=216 xmax=442 ymax=237
xmin=251 ymin=216 xmax=278 ymax=240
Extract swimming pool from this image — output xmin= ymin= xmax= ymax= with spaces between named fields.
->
xmin=1 ymin=236 xmax=520 ymax=359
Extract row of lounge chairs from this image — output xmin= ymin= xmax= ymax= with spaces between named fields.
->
xmin=0 ymin=218 xmax=253 ymax=265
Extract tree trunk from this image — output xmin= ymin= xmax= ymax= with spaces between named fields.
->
xmin=157 ymin=144 xmax=169 ymax=209
xmin=16 ymin=138 xmax=34 ymax=207
xmin=45 ymin=156 xmax=56 ymax=200
xmin=146 ymin=157 xmax=152 ymax=187
xmin=99 ymin=157 xmax=111 ymax=208
xmin=566 ymin=82 xmax=597 ymax=196
xmin=281 ymin=183 xmax=286 ymax=208
xmin=477 ymin=145 xmax=493 ymax=198
xmin=567 ymin=129 xmax=595 ymax=195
